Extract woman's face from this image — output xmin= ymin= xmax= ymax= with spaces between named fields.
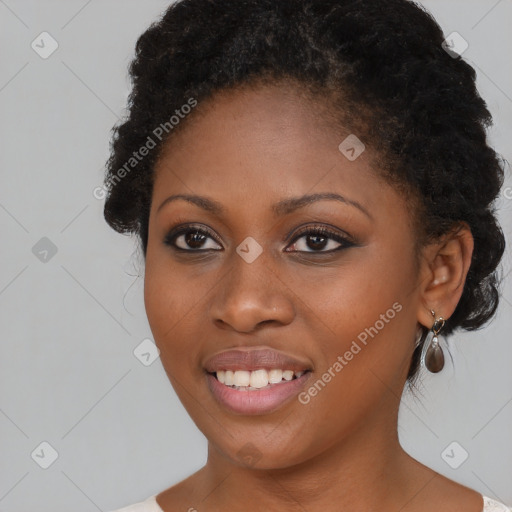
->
xmin=144 ymin=84 xmax=426 ymax=469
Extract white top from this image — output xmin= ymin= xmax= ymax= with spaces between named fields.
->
xmin=109 ymin=494 xmax=511 ymax=511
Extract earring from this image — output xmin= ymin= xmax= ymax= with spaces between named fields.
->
xmin=420 ymin=309 xmax=446 ymax=373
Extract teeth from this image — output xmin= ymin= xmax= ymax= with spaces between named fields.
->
xmin=268 ymin=369 xmax=283 ymax=383
xmin=233 ymin=370 xmax=251 ymax=387
xmin=214 ymin=369 xmax=307 ymax=388
xmin=250 ymin=369 xmax=268 ymax=388
xmin=225 ymin=370 xmax=234 ymax=386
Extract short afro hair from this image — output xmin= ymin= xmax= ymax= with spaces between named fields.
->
xmin=103 ymin=0 xmax=506 ymax=384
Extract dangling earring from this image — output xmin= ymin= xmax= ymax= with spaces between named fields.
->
xmin=420 ymin=309 xmax=446 ymax=373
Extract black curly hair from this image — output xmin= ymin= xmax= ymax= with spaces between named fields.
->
xmin=103 ymin=0 xmax=506 ymax=385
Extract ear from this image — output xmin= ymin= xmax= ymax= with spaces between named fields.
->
xmin=416 ymin=222 xmax=474 ymax=329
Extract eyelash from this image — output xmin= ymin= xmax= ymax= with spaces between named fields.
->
xmin=163 ymin=223 xmax=356 ymax=254
xmin=286 ymin=224 xmax=355 ymax=253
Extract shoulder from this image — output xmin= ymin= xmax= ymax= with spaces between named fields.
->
xmin=482 ymin=496 xmax=512 ymax=512
xmin=107 ymin=494 xmax=163 ymax=512
xmin=410 ymin=467 xmax=510 ymax=512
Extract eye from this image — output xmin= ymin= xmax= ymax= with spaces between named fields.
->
xmin=285 ymin=224 xmax=355 ymax=253
xmin=164 ymin=223 xmax=355 ymax=254
xmin=164 ymin=224 xmax=222 ymax=251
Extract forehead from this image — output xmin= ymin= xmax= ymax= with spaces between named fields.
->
xmin=151 ymin=83 xmax=398 ymax=221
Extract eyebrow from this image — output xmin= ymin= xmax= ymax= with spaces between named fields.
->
xmin=157 ymin=192 xmax=372 ymax=219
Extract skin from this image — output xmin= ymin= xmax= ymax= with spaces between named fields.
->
xmin=143 ymin=83 xmax=480 ymax=512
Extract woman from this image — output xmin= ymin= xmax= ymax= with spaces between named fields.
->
xmin=103 ymin=0 xmax=510 ymax=510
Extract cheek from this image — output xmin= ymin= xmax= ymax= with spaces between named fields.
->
xmin=296 ymin=249 xmax=411 ymax=339
xmin=143 ymin=254 xmax=198 ymax=359
xmin=144 ymin=243 xmax=205 ymax=329
xmin=294 ymin=239 xmax=417 ymax=382
xmin=144 ymin=269 xmax=181 ymax=339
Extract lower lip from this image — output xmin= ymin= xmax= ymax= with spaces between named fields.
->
xmin=206 ymin=371 xmax=312 ymax=415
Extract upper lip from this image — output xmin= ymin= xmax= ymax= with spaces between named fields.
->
xmin=204 ymin=347 xmax=312 ymax=373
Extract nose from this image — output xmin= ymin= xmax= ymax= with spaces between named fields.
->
xmin=209 ymin=254 xmax=295 ymax=333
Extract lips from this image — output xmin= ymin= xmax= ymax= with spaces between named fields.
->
xmin=206 ymin=371 xmax=311 ymax=414
xmin=203 ymin=347 xmax=313 ymax=415
xmin=204 ymin=347 xmax=312 ymax=373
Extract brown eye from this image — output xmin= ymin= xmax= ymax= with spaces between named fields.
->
xmin=183 ymin=230 xmax=208 ymax=249
xmin=303 ymin=233 xmax=329 ymax=251
xmin=164 ymin=225 xmax=222 ymax=251
xmin=285 ymin=226 xmax=355 ymax=253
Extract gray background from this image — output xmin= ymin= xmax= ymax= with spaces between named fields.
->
xmin=0 ymin=1 xmax=511 ymax=511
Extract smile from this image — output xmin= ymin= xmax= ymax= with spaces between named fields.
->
xmin=206 ymin=368 xmax=312 ymax=415
xmin=212 ymin=368 xmax=307 ymax=390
